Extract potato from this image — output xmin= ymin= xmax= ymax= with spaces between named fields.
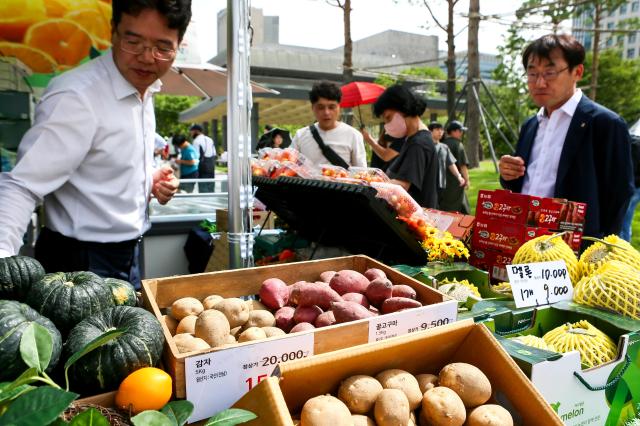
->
xmin=374 ymin=388 xmax=410 ymax=426
xmin=376 ymin=369 xmax=422 ymax=410
xmin=294 ymin=305 xmax=323 ymax=324
xmin=202 ymin=294 xmax=224 ymax=310
xmin=162 ymin=314 xmax=178 ymax=335
xmin=214 ymin=298 xmax=250 ymax=328
xmin=245 ymin=299 xmax=269 ymax=311
xmin=170 ymin=297 xmax=204 ymax=320
xmin=238 ymin=326 xmax=267 ymax=343
xmin=314 ymin=310 xmax=336 ymax=328
xmin=438 ymin=363 xmax=491 ymax=408
xmin=301 ymin=395 xmax=352 ymax=426
xmin=416 ymin=373 xmax=438 ymax=394
xmin=381 ymin=297 xmax=422 ymax=314
xmin=342 ymin=292 xmax=370 ymax=308
xmin=290 ymin=322 xmax=315 ymax=333
xmin=421 ymin=387 xmax=466 ymax=426
xmin=351 ymin=415 xmax=375 ymax=426
xmin=364 ymin=268 xmax=387 ymax=282
xmin=176 ymin=315 xmax=198 ymax=334
xmin=332 ymin=301 xmax=375 ymax=323
xmin=230 ymin=326 xmax=242 ymax=337
xmin=194 ymin=309 xmax=230 ymax=348
xmin=330 ymin=270 xmax=370 ymax=295
xmin=244 ymin=310 xmax=276 ymax=328
xmin=295 ymin=282 xmax=343 ymax=310
xmin=175 ymin=335 xmax=210 ymax=354
xmin=392 ymin=285 xmax=417 ymax=300
xmin=466 ymin=404 xmax=513 ymax=426
xmin=262 ymin=326 xmax=286 ymax=338
xmin=224 ymin=334 xmax=237 ymax=344
xmin=259 ymin=278 xmax=290 ymax=310
xmin=409 ymin=412 xmax=416 ymax=426
xmin=275 ymin=306 xmax=296 ymax=332
xmin=365 ymin=278 xmax=393 ymax=307
xmin=338 ymin=375 xmax=383 ymax=414
xmin=319 ymin=270 xmax=336 ymax=283
xmin=173 ymin=333 xmax=194 ymax=346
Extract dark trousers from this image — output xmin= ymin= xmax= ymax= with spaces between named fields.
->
xmin=180 ymin=171 xmax=198 ymax=193
xmin=34 ymin=227 xmax=142 ymax=289
xmin=198 ymin=157 xmax=216 ymax=193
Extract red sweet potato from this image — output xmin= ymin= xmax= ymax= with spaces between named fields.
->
xmin=381 ymin=297 xmax=422 ymax=314
xmin=319 ymin=270 xmax=336 ymax=283
xmin=288 ymin=281 xmax=311 ymax=305
xmin=391 ymin=285 xmax=417 ymax=300
xmin=294 ymin=305 xmax=323 ymax=324
xmin=296 ymin=282 xmax=343 ymax=310
xmin=259 ymin=278 xmax=290 ymax=310
xmin=329 ymin=270 xmax=370 ymax=295
xmin=342 ymin=292 xmax=370 ymax=309
xmin=364 ymin=268 xmax=387 ymax=282
xmin=331 ymin=301 xmax=376 ymax=323
xmin=275 ymin=306 xmax=296 ymax=332
xmin=365 ymin=278 xmax=393 ymax=307
xmin=315 ymin=310 xmax=336 ymax=328
xmin=290 ymin=322 xmax=316 ymax=333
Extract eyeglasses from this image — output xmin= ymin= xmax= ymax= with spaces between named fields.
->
xmin=526 ymin=66 xmax=570 ymax=82
xmin=117 ymin=31 xmax=177 ymax=61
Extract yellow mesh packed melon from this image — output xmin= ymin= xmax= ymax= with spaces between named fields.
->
xmin=513 ymin=233 xmax=580 ymax=285
xmin=510 ymin=335 xmax=556 ymax=352
xmin=542 ymin=320 xmax=617 ymax=368
xmin=574 ymin=260 xmax=640 ymax=320
xmin=579 ymin=235 xmax=640 ymax=279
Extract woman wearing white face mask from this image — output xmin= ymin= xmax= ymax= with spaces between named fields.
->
xmin=372 ymin=85 xmax=439 ymax=208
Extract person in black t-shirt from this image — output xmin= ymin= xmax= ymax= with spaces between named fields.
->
xmin=372 ymin=85 xmax=439 ymax=208
xmin=361 ymin=129 xmax=404 ymax=172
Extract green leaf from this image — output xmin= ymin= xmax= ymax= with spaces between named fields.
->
xmin=204 ymin=408 xmax=257 ymax=426
xmin=0 ymin=387 xmax=78 ymax=426
xmin=131 ymin=411 xmax=174 ymax=426
xmin=63 ymin=328 xmax=125 ymax=391
xmin=19 ymin=323 xmax=53 ymax=373
xmin=68 ymin=407 xmax=110 ymax=426
xmin=0 ymin=384 xmax=35 ymax=404
xmin=160 ymin=400 xmax=194 ymax=426
xmin=49 ymin=419 xmax=69 ymax=426
xmin=6 ymin=367 xmax=39 ymax=390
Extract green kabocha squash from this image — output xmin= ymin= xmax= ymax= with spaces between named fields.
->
xmin=0 ymin=256 xmax=45 ymax=300
xmin=0 ymin=300 xmax=62 ymax=381
xmin=64 ymin=306 xmax=164 ymax=391
xmin=104 ymin=278 xmax=137 ymax=306
xmin=27 ymin=271 xmax=113 ymax=334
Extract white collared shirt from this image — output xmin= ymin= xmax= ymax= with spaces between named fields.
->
xmin=521 ymin=89 xmax=583 ymax=197
xmin=192 ymin=133 xmax=216 ymax=158
xmin=291 ymin=122 xmax=367 ymax=167
xmin=0 ymin=50 xmax=161 ymax=256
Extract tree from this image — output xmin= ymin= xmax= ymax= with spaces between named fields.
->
xmin=582 ymin=49 xmax=640 ymax=123
xmin=326 ymin=0 xmax=353 ymax=84
xmin=154 ymin=94 xmax=200 ymax=138
xmin=466 ymin=0 xmax=480 ymax=168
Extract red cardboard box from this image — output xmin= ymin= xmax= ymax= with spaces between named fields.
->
xmin=530 ymin=227 xmax=584 ymax=254
xmin=471 ymin=219 xmax=549 ymax=255
xmin=476 ymin=190 xmax=530 ymax=224
xmin=527 ymin=197 xmax=587 ymax=232
xmin=423 ymin=208 xmax=475 ymax=244
xmin=469 ymin=248 xmax=513 ymax=282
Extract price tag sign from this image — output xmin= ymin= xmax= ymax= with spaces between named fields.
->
xmin=507 ymin=260 xmax=573 ymax=308
xmin=185 ymin=332 xmax=314 ymax=423
xmin=368 ymin=299 xmax=458 ymax=342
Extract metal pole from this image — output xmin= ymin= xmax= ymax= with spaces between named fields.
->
xmin=227 ymin=0 xmax=254 ymax=269
xmin=479 ymin=79 xmax=519 ymax=142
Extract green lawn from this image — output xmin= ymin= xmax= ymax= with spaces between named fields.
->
xmin=467 ymin=160 xmax=640 ymax=250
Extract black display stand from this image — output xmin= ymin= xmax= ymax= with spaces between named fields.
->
xmin=253 ymin=176 xmax=427 ymax=265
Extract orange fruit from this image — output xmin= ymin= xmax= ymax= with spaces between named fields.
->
xmin=97 ymin=2 xmax=112 ymax=24
xmin=24 ymin=19 xmax=93 ymax=67
xmin=0 ymin=0 xmax=47 ymax=42
xmin=64 ymin=9 xmax=111 ymax=49
xmin=115 ymin=367 xmax=172 ymax=414
xmin=0 ymin=42 xmax=57 ymax=73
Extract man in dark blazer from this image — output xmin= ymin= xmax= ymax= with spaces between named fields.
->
xmin=499 ymin=34 xmax=633 ymax=239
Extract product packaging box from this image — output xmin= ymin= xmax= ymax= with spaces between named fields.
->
xmin=487 ymin=301 xmax=640 ymax=426
xmin=233 ymin=320 xmax=561 ymax=425
xmin=423 ymin=208 xmax=475 ymax=244
xmin=471 ymin=218 xmax=549 ymax=255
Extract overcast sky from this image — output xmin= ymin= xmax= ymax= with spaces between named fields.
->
xmin=190 ymin=0 xmax=566 ymax=63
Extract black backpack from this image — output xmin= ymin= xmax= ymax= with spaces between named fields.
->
xmin=632 ymin=135 xmax=640 ymax=187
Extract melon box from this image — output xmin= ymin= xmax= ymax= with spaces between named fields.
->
xmin=484 ymin=301 xmax=640 ymax=426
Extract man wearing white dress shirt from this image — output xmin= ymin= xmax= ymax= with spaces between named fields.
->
xmin=0 ymin=0 xmax=191 ymax=288
xmin=499 ymin=34 xmax=633 ymax=239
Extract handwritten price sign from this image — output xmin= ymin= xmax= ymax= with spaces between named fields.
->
xmin=185 ymin=332 xmax=314 ymax=423
xmin=368 ymin=299 xmax=458 ymax=342
xmin=507 ymin=260 xmax=573 ymax=308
